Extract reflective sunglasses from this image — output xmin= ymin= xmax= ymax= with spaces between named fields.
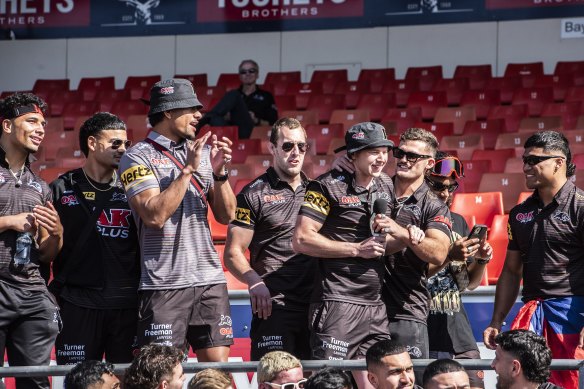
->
xmin=110 ymin=139 xmax=132 ymax=150
xmin=426 ymin=178 xmax=459 ymax=193
xmin=431 ymin=157 xmax=464 ymax=178
xmin=265 ymin=379 xmax=307 ymax=389
xmin=522 ymin=155 xmax=565 ymax=166
xmin=239 ymin=68 xmax=258 ymax=75
xmin=393 ymin=147 xmax=432 ymax=163
xmin=280 ymin=141 xmax=309 ymax=153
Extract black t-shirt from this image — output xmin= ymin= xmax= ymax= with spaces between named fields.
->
xmin=508 ymin=180 xmax=584 ymax=300
xmin=427 ymin=212 xmax=479 ymax=354
xmin=383 ymin=181 xmax=452 ymax=323
xmin=230 ymin=167 xmax=315 ymax=309
xmin=51 ymin=169 xmax=139 ymax=309
xmin=298 ymin=170 xmax=394 ymax=305
xmin=239 ymin=86 xmax=278 ymax=125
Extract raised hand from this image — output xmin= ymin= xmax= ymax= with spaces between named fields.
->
xmin=210 ymin=135 xmax=233 ymax=176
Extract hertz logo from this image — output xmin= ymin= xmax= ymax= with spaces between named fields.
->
xmin=120 ymin=165 xmax=154 ymax=190
xmin=303 ymin=190 xmax=330 ymax=216
xmin=83 ymin=192 xmax=95 ymax=200
xmin=235 ymin=207 xmax=251 ymax=225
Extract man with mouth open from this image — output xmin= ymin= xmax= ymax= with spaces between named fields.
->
xmin=119 ymin=78 xmax=236 ymax=362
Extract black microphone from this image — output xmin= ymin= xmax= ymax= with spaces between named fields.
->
xmin=371 ymin=198 xmax=388 ymax=237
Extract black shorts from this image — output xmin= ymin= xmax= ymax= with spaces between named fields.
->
xmin=310 ymin=301 xmax=390 ymax=360
xmin=250 ymin=306 xmax=311 ymax=361
xmin=429 ymin=349 xmax=484 ymax=388
xmin=55 ymin=300 xmax=137 ymax=364
xmin=389 ymin=319 xmax=429 ymax=384
xmin=137 ymin=284 xmax=233 ymax=352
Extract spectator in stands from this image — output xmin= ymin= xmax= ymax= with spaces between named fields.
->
xmin=198 ymin=59 xmax=278 ymax=139
xmin=257 ymin=351 xmax=305 ymax=389
xmin=422 ymin=359 xmax=470 ymax=389
xmin=188 ymin=368 xmax=232 ymax=389
xmin=224 ymin=117 xmax=314 ymax=360
xmin=123 ymin=344 xmax=186 ymax=389
xmin=119 ymin=78 xmax=236 ymax=362
xmin=425 ymin=151 xmax=491 ymax=389
xmin=305 ymin=368 xmax=353 ymax=389
xmin=0 ymin=92 xmax=63 ymax=389
xmin=50 ymin=112 xmax=139 ymax=365
xmin=483 ymin=130 xmax=584 ymax=389
xmin=491 ymin=329 xmax=561 ymax=389
xmin=64 ymin=360 xmax=120 ymax=389
xmin=382 ymin=128 xmax=451 ymax=383
xmin=366 ymin=339 xmax=419 ymax=389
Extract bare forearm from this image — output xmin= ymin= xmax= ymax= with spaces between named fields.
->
xmin=141 ymin=173 xmax=191 ymax=228
xmin=0 ymin=215 xmax=14 ymax=234
xmin=293 ymin=231 xmax=357 ymax=258
xmin=467 ymin=261 xmax=487 ymax=290
xmin=224 ymin=249 xmax=261 ymax=286
xmin=490 ymin=270 xmax=522 ymax=327
xmin=408 ymin=237 xmax=448 ymax=265
xmin=210 ymin=181 xmax=236 ymax=224
xmin=38 ymin=234 xmax=62 ymax=264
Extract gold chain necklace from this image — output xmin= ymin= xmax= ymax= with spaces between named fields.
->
xmin=81 ymin=168 xmax=117 ymax=192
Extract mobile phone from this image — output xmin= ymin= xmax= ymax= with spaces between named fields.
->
xmin=468 ymin=224 xmax=488 ymax=240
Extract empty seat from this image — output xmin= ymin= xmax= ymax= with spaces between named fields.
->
xmin=197 ymin=85 xmax=227 ymax=111
xmin=33 ymin=78 xmax=70 ymax=101
xmin=42 ymin=130 xmax=79 ymax=161
xmin=450 ymin=191 xmax=504 ymax=228
xmin=434 ymin=106 xmax=476 ymax=135
xmin=518 ymin=116 xmax=562 ymax=132
xmin=264 ymin=71 xmax=301 ymax=87
xmin=440 ymin=134 xmax=484 ymax=160
xmin=227 ymin=163 xmax=263 ymax=186
xmin=564 ymin=86 xmax=584 ymax=105
xmin=198 ymin=125 xmax=239 ymax=142
xmin=306 ymin=94 xmax=346 ymax=123
xmin=174 ymin=73 xmax=208 ymax=88
xmin=511 ymin=87 xmax=554 ymax=117
xmin=564 ymin=130 xmax=584 ymax=148
xmin=332 ymin=80 xmax=371 ymax=108
xmin=231 ymin=139 xmax=262 ymax=164
xmin=126 ymin=114 xmax=150 ymax=142
xmin=460 ymin=159 xmax=491 ymax=193
xmin=62 ymin=102 xmax=99 ymax=131
xmin=305 ymin=124 xmax=345 ymax=155
xmin=541 ymin=101 xmax=582 ymax=130
xmin=216 ymin=73 xmax=241 ymax=91
xmin=310 ymin=69 xmax=348 ymax=94
xmin=504 ymin=157 xmax=524 ymax=173
xmin=381 ymin=107 xmax=423 ymax=134
xmin=504 ymin=62 xmax=545 ymax=78
xmin=358 ymin=68 xmax=396 ymax=93
xmin=487 ymin=105 xmax=528 ymax=133
xmin=472 ymin=148 xmax=516 ymax=173
xmin=124 ymin=75 xmax=161 ymax=100
xmin=413 ymin=122 xmax=454 ymax=143
xmin=382 ymin=79 xmax=418 ymax=107
xmin=462 ymin=119 xmax=505 ymax=150
xmin=533 ymin=74 xmax=572 ymax=102
xmin=274 ymin=95 xmax=297 ymax=112
xmin=478 ymin=173 xmax=529 ymax=213
xmin=249 ymin=125 xmax=272 ymax=141
xmin=309 ymin=155 xmax=336 ymax=178
xmin=495 ymin=133 xmax=534 ymax=156
xmin=44 ymin=116 xmax=65 ymax=134
xmin=405 ymin=65 xmax=443 ymax=91
xmin=280 ymin=110 xmax=319 ymax=126
xmin=554 ymin=60 xmax=584 ymax=76
xmin=486 ymin=214 xmax=510 ymax=285
xmin=208 ymin=208 xmax=228 ymax=242
xmin=110 ymin=100 xmax=149 ymax=124
xmin=354 ymin=93 xmax=395 ymax=122
xmin=96 ymin=89 xmax=130 ymax=112
xmin=459 ymin=89 xmax=501 ymax=120
xmin=407 ymin=91 xmax=448 ymax=121
xmin=77 ymin=76 xmax=115 ymax=101
xmin=432 ymin=78 xmax=469 ymax=106
xmin=486 ymin=76 xmax=522 ymax=104
xmin=517 ymin=191 xmax=532 ymax=204
xmin=329 ymin=110 xmax=369 ymax=132
xmin=39 ymin=167 xmax=69 ymax=184
xmin=453 ymin=64 xmax=492 ymax=90
xmin=55 ymin=147 xmax=85 ymax=168
xmin=48 ymin=90 xmax=81 ymax=117
xmin=285 ymin=82 xmax=324 ymax=110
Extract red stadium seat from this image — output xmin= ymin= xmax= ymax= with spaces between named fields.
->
xmin=306 ymin=94 xmax=346 ymax=123
xmin=174 ymin=73 xmax=208 ymax=88
xmin=48 ymin=90 xmax=80 ymax=117
xmin=565 ymin=130 xmax=584 ymax=150
xmin=355 ymin=93 xmax=396 ymax=121
xmin=453 ymin=64 xmax=492 ymax=90
xmin=564 ymin=86 xmax=584 ymax=105
xmin=406 ymin=91 xmax=448 ymax=121
xmin=533 ymin=74 xmax=572 ymax=102
xmin=216 ymin=73 xmax=241 ymax=91
xmin=511 ymin=87 xmax=554 ymax=117
xmin=264 ymin=71 xmax=301 ymax=90
xmin=44 ymin=116 xmax=65 ymax=134
xmin=459 ymin=89 xmax=501 ymax=120
xmin=33 ymin=78 xmax=70 ymax=101
xmin=440 ymin=134 xmax=484 ymax=160
xmin=382 ymin=79 xmax=418 ymax=107
xmin=434 ymin=106 xmax=476 ymax=135
xmin=110 ymin=100 xmax=149 ymax=124
xmin=280 ymin=110 xmax=319 ymax=126
xmin=478 ymin=173 xmax=529 ymax=213
xmin=55 ymin=147 xmax=85 ymax=168
xmin=486 ymin=214 xmax=510 ymax=285
xmin=309 ymin=155 xmax=336 ymax=178
xmin=432 ymin=78 xmax=469 ymax=106
xmin=517 ymin=191 xmax=532 ymax=204
xmin=334 ymin=80 xmax=371 ymax=109
xmin=554 ymin=60 xmax=584 ymax=76
xmin=231 ymin=139 xmax=262 ymax=164
xmin=472 ymin=148 xmax=515 ymax=173
xmin=61 ymin=102 xmax=99 ymax=131
xmin=310 ymin=69 xmax=348 ymax=94
xmin=275 ymin=95 xmax=298 ymax=112
xmin=197 ymin=86 xmax=226 ymax=111
xmin=124 ymin=75 xmax=161 ymax=100
xmin=198 ymin=125 xmax=239 ymax=143
xmin=577 ymin=116 xmax=584 ymax=131
xmin=96 ymin=89 xmax=130 ymax=112
xmin=305 ymin=124 xmax=344 ymax=155
xmin=358 ymin=68 xmax=396 ymax=93
xmin=326 ymin=138 xmax=346 ymax=155
xmin=460 ymin=159 xmax=491 ymax=193
xmin=39 ymin=167 xmax=69 ymax=183
xmin=405 ymin=65 xmax=443 ymax=91
xmin=329 ymin=110 xmax=370 ymax=131
xmin=77 ymin=76 xmax=115 ymax=101
xmin=487 ymin=104 xmax=528 ymax=133
xmin=450 ymin=191 xmax=504 ymax=228
xmin=504 ymin=157 xmax=524 ymax=173
xmin=486 ymin=76 xmax=521 ymax=104
xmin=208 ymin=208 xmax=228 ymax=242
xmin=285 ymin=82 xmax=323 ymax=110
xmin=413 ymin=122 xmax=454 ymax=144
xmin=462 ymin=119 xmax=505 ymax=150
xmin=504 ymin=62 xmax=544 ymax=78
xmin=518 ymin=116 xmax=562 ymax=133
xmin=494 ymin=133 xmax=535 ymax=156
xmin=42 ymin=131 xmax=79 ymax=160
xmin=227 ymin=163 xmax=263 ymax=186
xmin=233 ymin=179 xmax=252 ymax=195
xmin=381 ymin=107 xmax=423 ymax=134
xmin=126 ymin=114 xmax=150 ymax=142
xmin=541 ymin=102 xmax=582 ymax=130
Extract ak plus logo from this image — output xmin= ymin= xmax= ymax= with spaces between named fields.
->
xmin=97 ymin=209 xmax=132 ymax=238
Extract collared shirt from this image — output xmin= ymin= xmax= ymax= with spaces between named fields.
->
xmin=384 ymin=181 xmax=452 ymax=324
xmin=508 ymin=180 xmax=584 ymax=299
xmin=298 ymin=169 xmax=395 ymax=305
xmin=118 ymin=131 xmax=224 ymax=290
xmin=0 ymin=146 xmax=51 ymax=289
xmin=231 ymin=167 xmax=314 ymax=309
xmin=239 ymin=86 xmax=277 ymax=124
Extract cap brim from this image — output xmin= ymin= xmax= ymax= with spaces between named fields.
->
xmin=347 ymin=140 xmax=394 ymax=154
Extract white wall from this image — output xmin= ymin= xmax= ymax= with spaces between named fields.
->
xmin=1 ymin=18 xmax=583 ymax=93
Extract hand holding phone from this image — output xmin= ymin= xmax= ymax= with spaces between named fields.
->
xmin=468 ymin=224 xmax=488 ymax=241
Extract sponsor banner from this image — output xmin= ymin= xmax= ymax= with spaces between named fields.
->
xmin=94 ymin=0 xmax=191 ymax=27
xmin=486 ymin=0 xmax=584 ymax=10
xmin=562 ymin=17 xmax=584 ymax=38
xmin=197 ymin=0 xmax=364 ymax=22
xmin=0 ymin=0 xmax=90 ymax=28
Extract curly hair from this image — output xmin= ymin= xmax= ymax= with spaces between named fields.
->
xmin=78 ymin=112 xmax=126 ymax=157
xmin=0 ymin=92 xmax=48 ymax=138
xmin=123 ymin=344 xmax=185 ymax=389
xmin=188 ymin=368 xmax=232 ymax=389
xmin=64 ymin=360 xmax=116 ymax=389
xmin=257 ymin=351 xmax=302 ymax=383
xmin=495 ymin=329 xmax=552 ymax=384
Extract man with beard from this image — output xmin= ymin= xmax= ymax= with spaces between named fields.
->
xmin=50 ymin=112 xmax=139 ymax=365
xmin=224 ymin=117 xmax=314 ymax=360
xmin=0 ymin=92 xmax=63 ymax=389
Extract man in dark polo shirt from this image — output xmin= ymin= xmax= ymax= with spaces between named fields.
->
xmin=484 ymin=131 xmax=584 ymax=389
xmin=380 ymin=127 xmax=451 ymax=383
xmin=198 ymin=59 xmax=277 ymax=139
xmin=224 ymin=117 xmax=314 ymax=360
xmin=0 ymin=92 xmax=63 ymax=389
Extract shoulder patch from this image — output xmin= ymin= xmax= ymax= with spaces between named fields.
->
xmin=303 ymin=190 xmax=330 ymax=216
xmin=235 ymin=207 xmax=251 ymax=225
xmin=120 ymin=165 xmax=155 ymax=190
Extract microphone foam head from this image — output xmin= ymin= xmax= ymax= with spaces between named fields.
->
xmin=373 ymin=198 xmax=388 ymax=215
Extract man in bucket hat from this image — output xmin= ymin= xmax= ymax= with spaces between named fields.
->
xmin=119 ymin=78 xmax=236 ymax=362
xmin=292 ymin=122 xmax=396 ymax=387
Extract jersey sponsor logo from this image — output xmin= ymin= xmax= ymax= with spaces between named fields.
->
xmin=340 ymin=196 xmax=361 ymax=206
xmin=404 ymin=204 xmax=421 ymax=217
xmin=256 ymin=335 xmax=283 ymax=350
xmin=150 ymin=157 xmax=173 ymax=167
xmin=120 ymin=165 xmax=154 ymax=189
xmin=61 ymin=194 xmax=79 ymax=206
xmin=97 ymin=208 xmax=132 ymax=238
xmin=303 ymin=190 xmax=330 ymax=215
xmin=235 ymin=207 xmax=251 ymax=225
xmin=27 ymin=180 xmax=43 ymax=194
xmin=431 ymin=215 xmax=452 ymax=229
xmin=507 ymin=222 xmax=513 ymax=240
xmin=516 ymin=211 xmax=534 ymax=223
xmin=552 ymin=211 xmax=570 ymax=223
xmin=263 ymin=194 xmax=285 ymax=204
xmin=219 ymin=315 xmax=232 ymax=326
xmin=249 ymin=178 xmax=264 ymax=188
xmin=218 ymin=315 xmax=233 ymax=339
xmin=83 ymin=191 xmax=95 ymax=200
xmin=407 ymin=345 xmax=423 ymax=358
xmin=110 ymin=192 xmax=128 ymax=203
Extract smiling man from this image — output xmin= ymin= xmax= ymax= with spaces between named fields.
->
xmin=366 ymin=340 xmax=419 ymax=389
xmin=0 ymin=92 xmax=63 ymax=389
xmin=484 ymin=131 xmax=584 ymax=389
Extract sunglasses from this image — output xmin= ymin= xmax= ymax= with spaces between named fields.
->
xmin=265 ymin=379 xmax=307 ymax=389
xmin=239 ymin=68 xmax=258 ymax=75
xmin=110 ymin=139 xmax=132 ymax=150
xmin=426 ymin=178 xmax=459 ymax=193
xmin=393 ymin=147 xmax=432 ymax=163
xmin=279 ymin=141 xmax=309 ymax=153
xmin=522 ymin=155 xmax=565 ymax=166
xmin=431 ymin=157 xmax=464 ymax=178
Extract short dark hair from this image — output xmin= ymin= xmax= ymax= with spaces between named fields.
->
xmin=0 ymin=92 xmax=48 ymax=138
xmin=64 ymin=360 xmax=116 ymax=389
xmin=422 ymin=359 xmax=466 ymax=387
xmin=305 ymin=367 xmax=353 ymax=389
xmin=495 ymin=329 xmax=552 ymax=384
xmin=400 ymin=127 xmax=439 ymax=157
xmin=78 ymin=112 xmax=126 ymax=156
xmin=269 ymin=117 xmax=306 ymax=145
xmin=365 ymin=340 xmax=409 ymax=370
xmin=123 ymin=344 xmax=185 ymax=389
xmin=524 ymin=130 xmax=575 ymax=177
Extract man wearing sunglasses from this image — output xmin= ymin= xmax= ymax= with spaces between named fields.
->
xmin=198 ymin=59 xmax=278 ymax=139
xmin=293 ymin=122 xmax=395 ymax=388
xmin=119 ymin=78 xmax=236 ymax=362
xmin=257 ymin=351 xmax=305 ymax=389
xmin=425 ymin=151 xmax=491 ymax=389
xmin=224 ymin=117 xmax=314 ymax=361
xmin=374 ymin=128 xmax=451 ymax=384
xmin=49 ymin=112 xmax=139 ymax=366
xmin=484 ymin=131 xmax=584 ymax=389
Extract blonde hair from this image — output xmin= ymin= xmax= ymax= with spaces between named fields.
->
xmin=257 ymin=351 xmax=302 ymax=383
xmin=188 ymin=369 xmax=232 ymax=389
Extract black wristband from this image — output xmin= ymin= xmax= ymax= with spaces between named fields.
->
xmin=476 ymin=258 xmax=490 ymax=265
xmin=212 ymin=171 xmax=229 ymax=182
